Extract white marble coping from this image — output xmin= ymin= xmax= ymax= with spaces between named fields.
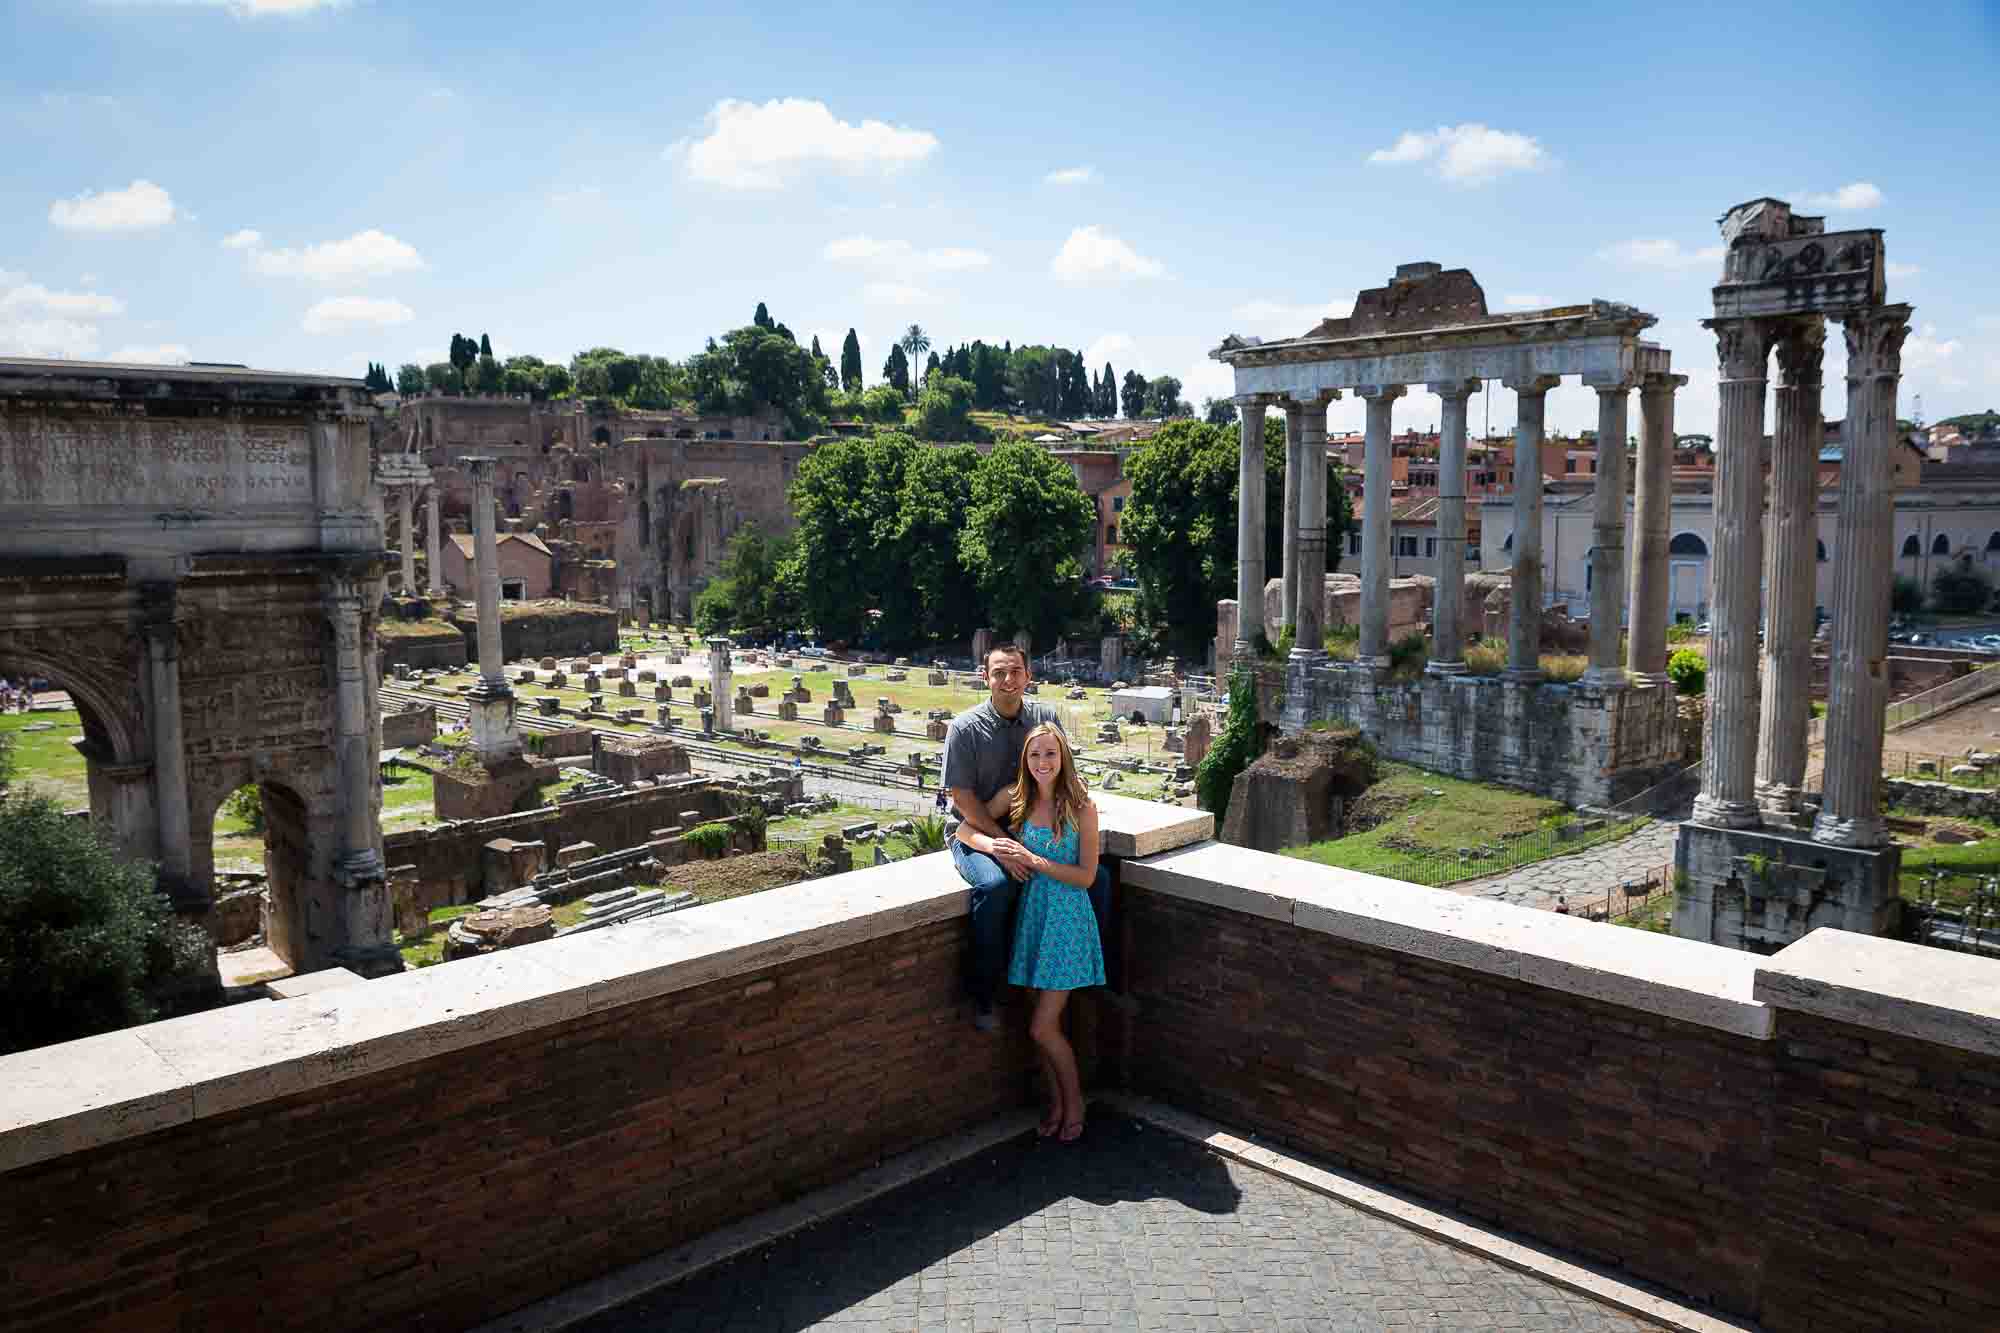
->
xmin=1092 ymin=792 xmax=1214 ymax=859
xmin=1754 ymin=928 xmax=2000 ymax=1058
xmin=0 ymin=797 xmax=1211 ymax=1177
xmin=1123 ymin=841 xmax=1772 ymax=1040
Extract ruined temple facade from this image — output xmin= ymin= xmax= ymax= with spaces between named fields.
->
xmin=401 ymin=396 xmax=806 ymax=620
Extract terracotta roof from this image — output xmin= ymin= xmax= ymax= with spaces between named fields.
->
xmin=448 ymin=531 xmax=553 ymax=559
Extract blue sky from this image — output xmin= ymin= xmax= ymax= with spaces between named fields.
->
xmin=3 ymin=0 xmax=1996 ymax=436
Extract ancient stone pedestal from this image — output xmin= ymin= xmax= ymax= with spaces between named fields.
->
xmin=823 ymin=703 xmax=845 ymax=726
xmin=778 ymin=700 xmax=798 ymax=721
xmin=874 ymin=710 xmax=895 ymax=734
xmin=444 ymin=904 xmax=555 ymax=960
xmin=1672 ymin=821 xmax=1901 ymax=952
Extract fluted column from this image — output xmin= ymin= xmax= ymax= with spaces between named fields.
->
xmin=424 ymin=486 xmax=443 ymax=595
xmin=1693 ymin=318 xmax=1774 ymax=829
xmin=1504 ymin=375 xmax=1561 ymax=681
xmin=396 ymin=484 xmax=416 ymax=593
xmin=139 ymin=580 xmax=195 ymax=904
xmin=323 ymin=568 xmax=386 ymax=884
xmin=1815 ymin=306 xmax=1913 ymax=848
xmin=1627 ymin=373 xmax=1684 ymax=684
xmin=1292 ymin=392 xmax=1333 ymax=660
xmin=1233 ymin=398 xmax=1270 ymax=659
xmin=1757 ymin=321 xmax=1826 ymax=817
xmin=1582 ymin=377 xmax=1632 ymax=688
xmin=460 ymin=455 xmax=521 ymax=764
xmin=1281 ymin=403 xmax=1303 ymax=635
xmin=1356 ymin=385 xmax=1403 ymax=668
xmin=1427 ymin=378 xmax=1479 ymax=673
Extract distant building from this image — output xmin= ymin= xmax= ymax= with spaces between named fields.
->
xmin=443 ymin=531 xmax=553 ymax=600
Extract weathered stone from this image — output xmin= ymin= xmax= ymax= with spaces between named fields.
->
xmin=1221 ymin=728 xmax=1379 ymax=853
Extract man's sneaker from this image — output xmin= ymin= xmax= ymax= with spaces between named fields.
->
xmin=972 ymin=1003 xmax=1000 ymax=1033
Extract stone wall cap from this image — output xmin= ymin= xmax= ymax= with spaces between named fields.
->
xmin=1123 ymin=841 xmax=1771 ymax=1039
xmin=1753 ymin=927 xmax=2000 ymax=1057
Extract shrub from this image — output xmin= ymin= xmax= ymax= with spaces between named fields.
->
xmin=1931 ymin=561 xmax=1992 ymax=616
xmin=1665 ymin=621 xmax=1696 ymax=644
xmin=1541 ymin=654 xmax=1587 ymax=684
xmin=907 ymin=813 xmax=948 ymax=853
xmin=220 ymin=783 xmax=265 ymax=833
xmin=1388 ymin=632 xmax=1430 ymax=678
xmin=683 ymin=821 xmax=733 ymax=855
xmin=1195 ymin=670 xmax=1262 ymax=824
xmin=1891 ymin=575 xmax=1924 ymax=616
xmin=1668 ymin=648 xmax=1708 ymax=696
xmin=1272 ymin=624 xmax=1295 ymax=659
xmin=0 ymin=793 xmax=210 ymax=1055
xmin=1462 ymin=640 xmax=1507 ymax=676
xmin=1323 ymin=623 xmax=1359 ymax=661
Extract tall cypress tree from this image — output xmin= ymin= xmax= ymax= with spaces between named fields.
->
xmin=840 ymin=328 xmax=864 ymax=392
xmin=478 ymin=333 xmax=493 ymax=358
xmin=754 ymin=302 xmax=773 ymax=329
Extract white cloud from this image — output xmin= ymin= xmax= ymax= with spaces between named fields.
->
xmin=301 ymin=296 xmax=414 ymax=335
xmin=1503 ymin=293 xmax=1552 ymax=309
xmin=0 ymin=279 xmax=124 ymax=318
xmin=220 ymin=228 xmax=262 ymax=249
xmin=1044 ymin=166 xmax=1096 ymax=187
xmin=1598 ymin=238 xmax=1726 ymax=271
xmin=108 ymin=343 xmax=192 ymax=365
xmin=860 ymin=281 xmax=933 ymax=307
xmin=0 ymin=318 xmax=100 ymax=359
xmin=0 ymin=273 xmax=112 ymax=358
xmin=1801 ymin=182 xmax=1883 ymax=212
xmin=672 ymin=98 xmax=939 ymax=190
xmin=1366 ymin=124 xmax=1551 ymax=185
xmin=1182 ymin=357 xmax=1234 ymax=410
xmin=1050 ymin=226 xmax=1163 ymax=283
xmin=246 ymin=228 xmax=425 ymax=281
xmin=823 ymin=234 xmax=990 ymax=273
xmin=1083 ymin=334 xmax=1134 ymax=371
xmin=1887 ymin=262 xmax=1921 ymax=279
xmin=1903 ymin=324 xmax=1963 ymax=386
xmin=48 ymin=179 xmax=177 ymax=232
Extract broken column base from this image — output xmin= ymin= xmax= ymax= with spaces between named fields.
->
xmin=1671 ymin=820 xmax=1902 ymax=954
xmin=466 ymin=682 xmax=523 ymax=764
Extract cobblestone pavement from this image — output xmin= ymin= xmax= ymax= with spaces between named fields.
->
xmin=1450 ymin=822 xmax=1679 ymax=913
xmin=576 ymin=1114 xmax=1656 ymax=1333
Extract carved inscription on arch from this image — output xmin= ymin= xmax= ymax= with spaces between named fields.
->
xmin=0 ymin=417 xmax=313 ymax=509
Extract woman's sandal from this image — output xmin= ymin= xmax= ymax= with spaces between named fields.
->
xmin=1058 ymin=1117 xmax=1085 ymax=1143
xmin=1037 ymin=1106 xmax=1062 ymax=1138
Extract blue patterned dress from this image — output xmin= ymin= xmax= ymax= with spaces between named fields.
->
xmin=1007 ymin=820 xmax=1105 ymax=991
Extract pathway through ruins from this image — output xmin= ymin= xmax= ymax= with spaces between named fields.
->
xmin=1450 ymin=820 xmax=1680 ymax=913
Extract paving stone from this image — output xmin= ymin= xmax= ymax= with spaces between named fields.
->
xmin=572 ymin=1114 xmax=1654 ymax=1333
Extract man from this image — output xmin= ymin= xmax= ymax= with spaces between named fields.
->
xmin=944 ymin=642 xmax=1110 ymax=1031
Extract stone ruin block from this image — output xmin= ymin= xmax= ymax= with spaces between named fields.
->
xmin=557 ymin=841 xmax=598 ymax=867
xmin=539 ymin=657 xmax=557 ymax=670
xmin=823 ymin=703 xmax=845 ymax=725
xmin=778 ymin=700 xmax=799 ymax=721
xmin=800 ymin=735 xmax=823 ymax=751
xmin=1184 ymin=715 xmax=1212 ymax=767
xmin=735 ymin=690 xmax=755 ymax=714
xmin=832 ymin=680 xmax=856 ymax=707
xmin=672 ymin=674 xmax=693 ymax=688
xmin=654 ymin=706 xmax=675 ymax=728
xmin=847 ymin=663 xmax=867 ymax=677
xmin=874 ymin=711 xmax=896 ymax=734
xmin=1098 ymin=724 xmax=1122 ymax=744
xmin=618 ymin=679 xmax=638 ymax=697
xmin=1164 ymin=728 xmax=1184 ymax=754
xmin=537 ymin=696 xmax=562 ymax=717
xmin=667 ymin=653 xmax=685 ymax=665
xmin=654 ymin=683 xmax=672 ymax=701
xmin=586 ymin=693 xmax=607 ymax=713
xmin=926 ymin=718 xmax=948 ymax=741
xmin=638 ymin=669 xmax=657 ymax=682
xmin=620 ymin=653 xmax=638 ymax=669
xmin=583 ymin=672 xmax=602 ymax=691
xmin=749 ymin=682 xmax=770 ymax=697
xmin=605 ymin=666 xmax=625 ymax=681
xmin=569 ymin=659 xmax=589 ymax=673
xmin=775 ymin=656 xmax=794 ymax=668
xmin=1069 ymin=687 xmax=1087 ymax=699
xmin=886 ymin=671 xmax=908 ymax=682
xmin=516 ymin=669 xmax=536 ymax=685
xmin=548 ymin=671 xmax=567 ymax=689
xmin=841 ymin=821 xmax=878 ymax=840
xmin=929 ymin=670 xmax=948 ymax=686
xmin=694 ymin=687 xmax=712 ymax=709
xmin=588 ymin=653 xmax=604 ymax=665
xmin=618 ymin=707 xmax=643 ymax=723
xmin=701 ymin=708 xmax=715 ymax=733
xmin=810 ymin=662 xmax=829 ymax=673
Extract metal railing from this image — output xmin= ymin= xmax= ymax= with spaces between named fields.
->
xmin=1883 ymin=663 xmax=2000 ymax=732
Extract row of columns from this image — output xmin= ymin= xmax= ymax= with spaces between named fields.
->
xmin=1235 ymin=371 xmax=1686 ymax=688
xmin=1693 ymin=306 xmax=1913 ymax=848
xmin=389 ymin=481 xmax=446 ymax=597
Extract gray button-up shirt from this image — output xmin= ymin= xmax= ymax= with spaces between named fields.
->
xmin=942 ymin=698 xmax=1065 ymax=834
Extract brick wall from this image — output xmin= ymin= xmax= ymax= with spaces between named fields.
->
xmin=1762 ymin=1010 xmax=2000 ymax=1332
xmin=0 ymin=916 xmax=1040 ymax=1333
xmin=1122 ymin=891 xmax=1773 ymax=1314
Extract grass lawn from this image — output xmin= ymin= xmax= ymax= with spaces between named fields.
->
xmin=1890 ymin=807 xmax=2000 ymax=909
xmin=1283 ymin=762 xmax=1646 ymax=887
xmin=0 ymin=708 xmax=89 ymax=806
xmin=1618 ymin=890 xmax=1676 ymax=933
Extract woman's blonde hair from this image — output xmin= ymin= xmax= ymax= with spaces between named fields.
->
xmin=1009 ymin=723 xmax=1091 ymax=837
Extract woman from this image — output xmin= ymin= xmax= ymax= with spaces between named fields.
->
xmin=960 ymin=722 xmax=1104 ymax=1141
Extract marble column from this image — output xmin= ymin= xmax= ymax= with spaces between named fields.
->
xmin=1815 ymin=306 xmax=1914 ymax=848
xmin=1356 ymin=385 xmax=1404 ymax=669
xmin=1233 ymin=399 xmax=1269 ymax=659
xmin=1582 ymin=377 xmax=1632 ymax=688
xmin=1756 ymin=321 xmax=1826 ymax=817
xmin=460 ymin=455 xmax=521 ymax=764
xmin=1693 ymin=318 xmax=1774 ymax=829
xmin=1292 ymin=393 xmax=1333 ymax=660
xmin=424 ymin=486 xmax=444 ymax=596
xmin=139 ymin=580 xmax=195 ymax=905
xmin=323 ymin=570 xmax=386 ymax=885
xmin=1427 ymin=379 xmax=1479 ymax=673
xmin=396 ymin=484 xmax=416 ymax=594
xmin=709 ymin=637 xmax=735 ymax=732
xmin=1627 ymin=373 xmax=1684 ymax=684
xmin=1504 ymin=376 xmax=1561 ymax=681
xmin=1281 ymin=403 xmax=1303 ymax=635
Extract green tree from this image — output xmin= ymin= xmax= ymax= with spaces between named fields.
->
xmin=1099 ymin=362 xmax=1117 ymax=416
xmin=1146 ymin=374 xmax=1188 ymax=418
xmin=1194 ymin=671 xmax=1261 ymax=825
xmin=396 ymin=362 xmax=426 ymax=395
xmin=500 ymin=354 xmax=547 ymax=398
xmin=1932 ymin=560 xmax=1993 ymax=615
xmin=1202 ymin=397 xmax=1236 ymax=426
xmin=1891 ymin=574 xmax=1924 ymax=615
xmin=840 ymin=327 xmax=864 ymax=392
xmin=960 ymin=440 xmax=1096 ymax=644
xmin=900 ymin=324 xmax=931 ymax=398
xmin=0 ymin=792 xmax=209 ymax=1055
xmin=882 ymin=343 xmax=911 ymax=398
xmin=754 ymin=302 xmax=773 ymax=329
xmin=1121 ymin=369 xmax=1148 ymax=419
xmin=685 ymin=325 xmax=830 ymax=434
xmin=1668 ymin=648 xmax=1707 ymax=696
xmin=424 ymin=361 xmax=461 ymax=393
xmin=913 ymin=374 xmax=984 ymax=442
xmin=861 ymin=384 xmax=907 ymax=424
xmin=478 ymin=332 xmax=493 ymax=358
xmin=473 ymin=353 xmax=501 ymax=393
xmin=693 ymin=524 xmax=800 ymax=638
xmin=784 ymin=433 xmax=922 ymax=641
xmin=892 ymin=445 xmax=984 ymax=644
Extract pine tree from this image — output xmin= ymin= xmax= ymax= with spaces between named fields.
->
xmin=1100 ymin=363 xmax=1117 ymax=416
xmin=754 ymin=302 xmax=773 ymax=330
xmin=840 ymin=328 xmax=864 ymax=392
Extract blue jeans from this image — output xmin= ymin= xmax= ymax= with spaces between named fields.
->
xmin=953 ymin=840 xmax=1114 ymax=1008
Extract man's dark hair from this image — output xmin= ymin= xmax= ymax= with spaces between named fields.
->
xmin=985 ymin=641 xmax=1028 ymax=669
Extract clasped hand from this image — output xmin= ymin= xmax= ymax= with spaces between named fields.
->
xmin=987 ymin=836 xmax=1037 ymax=882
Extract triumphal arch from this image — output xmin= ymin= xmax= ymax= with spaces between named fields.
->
xmin=0 ymin=358 xmax=397 ymax=975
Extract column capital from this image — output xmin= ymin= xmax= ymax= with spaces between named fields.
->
xmin=1501 ymin=373 xmax=1561 ymax=396
xmin=1775 ymin=319 xmax=1827 ymax=389
xmin=1286 ymin=389 xmax=1339 ymax=407
xmin=1231 ymin=393 xmax=1284 ymax=409
xmin=1640 ymin=371 xmax=1689 ymax=395
xmin=1581 ymin=372 xmax=1638 ymax=393
xmin=1703 ymin=316 xmax=1776 ymax=382
xmin=1355 ymin=384 xmax=1406 ymax=401
xmin=458 ymin=454 xmax=498 ymax=479
xmin=1842 ymin=303 xmax=1914 ymax=382
xmin=137 ymin=579 xmax=181 ymax=635
xmin=1425 ymin=377 xmax=1480 ymax=402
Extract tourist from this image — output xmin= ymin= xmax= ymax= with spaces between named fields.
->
xmin=958 ymin=722 xmax=1103 ymax=1140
